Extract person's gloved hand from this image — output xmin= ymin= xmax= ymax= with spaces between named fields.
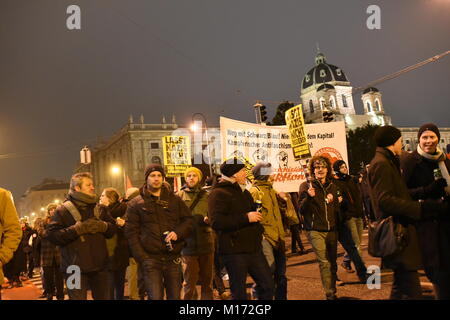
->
xmin=74 ymin=221 xmax=91 ymax=235
xmin=85 ymin=219 xmax=108 ymax=234
xmin=423 ymin=178 xmax=448 ymax=197
xmin=420 ymin=199 xmax=449 ymax=219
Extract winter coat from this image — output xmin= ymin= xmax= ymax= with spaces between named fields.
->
xmin=124 ymin=186 xmax=193 ymax=262
xmin=333 ymin=174 xmax=364 ymax=225
xmin=368 ymin=147 xmax=422 ymax=270
xmin=249 ymin=180 xmax=285 ymax=248
xmin=298 ymin=179 xmax=339 ymax=232
xmin=105 ymin=202 xmax=130 ymax=270
xmin=47 ymin=198 xmax=117 ymax=274
xmin=400 ymin=150 xmax=450 ymax=270
xmin=208 ymin=180 xmax=264 ymax=255
xmin=177 ymin=186 xmax=214 ymax=256
xmin=0 ymin=188 xmax=22 ymax=285
xmin=37 ymin=220 xmax=62 ymax=267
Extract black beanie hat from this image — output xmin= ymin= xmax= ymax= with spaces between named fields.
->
xmin=220 ymin=158 xmax=245 ymax=177
xmin=374 ymin=125 xmax=402 ymax=147
xmin=418 ymin=123 xmax=440 ymax=140
xmin=144 ymin=163 xmax=166 ymax=181
xmin=252 ymin=162 xmax=273 ymax=181
xmin=333 ymin=160 xmax=346 ymax=173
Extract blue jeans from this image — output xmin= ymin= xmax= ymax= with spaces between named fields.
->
xmin=261 ymin=239 xmax=287 ymax=300
xmin=222 ymin=251 xmax=274 ymax=300
xmin=141 ymin=256 xmax=183 ymax=300
xmin=337 ymin=222 xmax=367 ymax=277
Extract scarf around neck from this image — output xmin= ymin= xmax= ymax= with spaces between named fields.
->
xmin=68 ymin=191 xmax=98 ymax=209
xmin=417 ymin=145 xmax=450 ymax=194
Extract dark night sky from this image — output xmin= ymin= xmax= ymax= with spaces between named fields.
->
xmin=1 ymin=0 xmax=449 ymax=199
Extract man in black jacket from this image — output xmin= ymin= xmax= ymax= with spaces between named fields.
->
xmin=125 ymin=164 xmax=193 ymax=300
xmin=208 ymin=158 xmax=274 ymax=300
xmin=47 ymin=172 xmax=117 ymax=300
xmin=368 ymin=125 xmax=448 ymax=299
xmin=298 ymin=155 xmax=340 ymax=300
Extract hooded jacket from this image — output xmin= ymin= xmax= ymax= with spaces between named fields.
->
xmin=208 ymin=180 xmax=264 ymax=255
xmin=124 ymin=186 xmax=193 ymax=262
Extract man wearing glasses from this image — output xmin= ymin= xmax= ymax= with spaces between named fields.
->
xmin=298 ymin=156 xmax=340 ymax=300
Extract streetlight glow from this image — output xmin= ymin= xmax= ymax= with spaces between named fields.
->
xmin=190 ymin=123 xmax=199 ymax=132
xmin=54 ymin=199 xmax=60 ymax=204
xmin=111 ymin=166 xmax=121 ymax=175
xmin=31 ymin=212 xmax=35 ymax=216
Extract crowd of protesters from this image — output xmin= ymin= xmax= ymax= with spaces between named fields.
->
xmin=1 ymin=122 xmax=450 ymax=300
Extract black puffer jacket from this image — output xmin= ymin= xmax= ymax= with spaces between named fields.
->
xmin=124 ymin=186 xmax=193 ymax=262
xmin=47 ymin=198 xmax=117 ymax=273
xmin=298 ymin=179 xmax=339 ymax=232
xmin=208 ymin=180 xmax=264 ymax=255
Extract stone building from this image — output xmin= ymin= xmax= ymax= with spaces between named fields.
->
xmin=91 ymin=115 xmax=219 ymax=194
xmin=299 ymin=51 xmax=392 ymax=131
xmin=17 ymin=179 xmax=69 ymax=221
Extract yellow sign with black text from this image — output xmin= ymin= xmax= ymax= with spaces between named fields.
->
xmin=285 ymin=104 xmax=311 ymax=160
xmin=162 ymin=136 xmax=192 ymax=177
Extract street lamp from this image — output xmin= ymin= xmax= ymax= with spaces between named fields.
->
xmin=111 ymin=164 xmax=126 ymax=193
xmin=191 ymin=113 xmax=213 ymax=178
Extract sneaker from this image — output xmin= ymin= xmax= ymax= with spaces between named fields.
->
xmin=326 ymin=293 xmax=338 ymax=300
xmin=341 ymin=261 xmax=355 ymax=273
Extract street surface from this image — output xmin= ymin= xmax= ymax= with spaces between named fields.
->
xmin=1 ymin=230 xmax=435 ymax=300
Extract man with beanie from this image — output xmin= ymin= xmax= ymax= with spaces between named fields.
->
xmin=368 ymin=125 xmax=448 ymax=299
xmin=249 ymin=162 xmax=287 ymax=300
xmin=333 ymin=160 xmax=367 ymax=279
xmin=177 ymin=167 xmax=214 ymax=300
xmin=47 ymin=172 xmax=117 ymax=300
xmin=208 ymin=158 xmax=274 ymax=300
xmin=125 ymin=163 xmax=193 ymax=300
xmin=400 ymin=123 xmax=450 ymax=299
xmin=0 ymin=188 xmax=22 ymax=300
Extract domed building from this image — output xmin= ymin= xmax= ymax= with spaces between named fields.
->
xmin=300 ymin=52 xmax=392 ymax=131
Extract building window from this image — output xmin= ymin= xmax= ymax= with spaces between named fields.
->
xmin=319 ymin=98 xmax=325 ymax=109
xmin=320 ymin=70 xmax=326 ymax=78
xmin=367 ymin=102 xmax=372 ymax=112
xmin=151 ymin=142 xmax=159 ymax=149
xmin=329 ymin=97 xmax=335 ymax=108
xmin=151 ymin=156 xmax=161 ymax=164
xmin=342 ymin=94 xmax=348 ymax=108
xmin=309 ymin=100 xmax=314 ymax=113
xmin=375 ymin=99 xmax=380 ymax=112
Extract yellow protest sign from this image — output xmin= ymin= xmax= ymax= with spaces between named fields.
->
xmin=285 ymin=104 xmax=311 ymax=160
xmin=162 ymin=136 xmax=192 ymax=177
